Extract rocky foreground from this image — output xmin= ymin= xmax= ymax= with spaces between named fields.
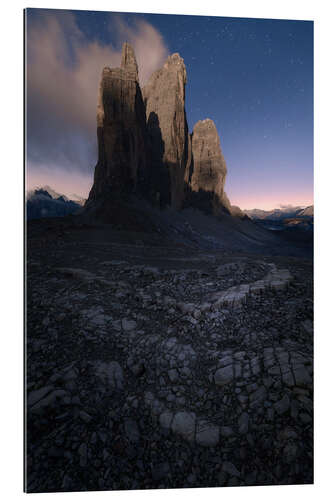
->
xmin=26 ymin=218 xmax=313 ymax=492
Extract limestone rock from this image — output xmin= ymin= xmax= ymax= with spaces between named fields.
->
xmin=84 ymin=43 xmax=242 ymax=218
xmin=121 ymin=318 xmax=137 ymax=332
xmin=274 ymin=394 xmax=290 ymax=415
xmin=121 ymin=42 xmax=138 ymax=78
xmin=222 ymin=461 xmax=241 ymax=478
xmin=196 ymin=420 xmax=220 ymax=447
xmin=95 ymin=361 xmax=124 ymax=390
xmin=124 ymin=418 xmax=140 ymax=443
xmin=143 ymin=53 xmax=190 ymax=209
xmin=215 ymin=364 xmax=234 ymax=386
xmin=29 ymin=389 xmax=68 ymax=414
xmin=28 ymin=386 xmax=54 ymax=408
xmin=86 ymin=43 xmax=149 ymax=205
xmin=171 ymin=411 xmax=196 ymax=442
xmin=238 ymin=412 xmax=250 ymax=434
xmin=230 ymin=205 xmax=245 ymax=217
xmin=159 ymin=410 xmax=174 ymax=430
xmin=186 ymin=119 xmax=230 ymax=215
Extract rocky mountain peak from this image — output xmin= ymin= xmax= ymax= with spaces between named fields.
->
xmin=186 ymin=118 xmax=229 ymax=215
xmin=87 ymin=45 xmax=236 ymax=217
xmin=143 ymin=52 xmax=190 ymax=209
xmin=163 ymin=53 xmax=187 ymax=81
xmin=86 ymin=43 xmax=149 ymax=208
xmin=121 ymin=42 xmax=139 ymax=79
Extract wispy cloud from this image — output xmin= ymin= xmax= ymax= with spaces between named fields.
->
xmin=26 ymin=10 xmax=169 ymax=192
xmin=279 ymin=203 xmax=301 ymax=209
xmin=114 ymin=17 xmax=169 ymax=85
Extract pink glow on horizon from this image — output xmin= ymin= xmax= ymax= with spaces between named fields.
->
xmin=226 ymin=179 xmax=313 ymax=210
xmin=26 ymin=165 xmax=313 ymax=211
xmin=232 ymin=194 xmax=314 ymax=211
xmin=26 ymin=166 xmax=93 ymax=199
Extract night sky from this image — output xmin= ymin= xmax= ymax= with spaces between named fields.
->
xmin=26 ymin=9 xmax=313 ymax=209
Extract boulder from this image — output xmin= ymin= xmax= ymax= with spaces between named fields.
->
xmin=196 ymin=420 xmax=220 ymax=447
xmin=171 ymin=411 xmax=196 ymax=442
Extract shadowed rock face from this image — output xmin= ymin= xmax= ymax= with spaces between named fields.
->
xmin=86 ymin=44 xmax=242 ymax=218
xmin=87 ymin=43 xmax=149 ymax=205
xmin=186 ymin=119 xmax=229 ymax=215
xmin=143 ymin=53 xmax=190 ymax=209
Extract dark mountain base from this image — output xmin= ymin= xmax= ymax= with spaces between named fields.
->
xmin=25 ymin=211 xmax=313 ymax=492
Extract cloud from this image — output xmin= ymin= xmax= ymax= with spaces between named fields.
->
xmin=26 ymin=10 xmax=169 ymax=188
xmin=279 ymin=203 xmax=298 ymax=209
xmin=26 ymin=161 xmax=93 ymax=199
xmin=114 ymin=17 xmax=169 ymax=85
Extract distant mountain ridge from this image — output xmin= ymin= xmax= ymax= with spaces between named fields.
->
xmin=26 ymin=186 xmax=86 ymax=219
xmin=244 ymin=205 xmax=313 ymax=221
xmin=243 ymin=204 xmax=313 ymax=236
xmin=297 ymin=205 xmax=314 ymax=217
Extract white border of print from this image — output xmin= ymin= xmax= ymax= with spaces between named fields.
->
xmin=1 ymin=0 xmax=332 ymax=499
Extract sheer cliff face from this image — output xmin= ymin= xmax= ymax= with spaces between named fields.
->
xmin=186 ymin=119 xmax=230 ymax=215
xmin=143 ymin=54 xmax=190 ymax=209
xmin=87 ymin=44 xmax=237 ymax=217
xmin=190 ymin=119 xmax=227 ymax=199
xmin=87 ymin=43 xmax=149 ymax=203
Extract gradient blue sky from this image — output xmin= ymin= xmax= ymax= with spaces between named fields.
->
xmin=26 ymin=9 xmax=313 ymax=209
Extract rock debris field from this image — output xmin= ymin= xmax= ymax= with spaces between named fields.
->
xmin=26 ymin=221 xmax=313 ymax=492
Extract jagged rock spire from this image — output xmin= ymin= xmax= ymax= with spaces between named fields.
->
xmin=186 ymin=119 xmax=229 ymax=215
xmin=86 ymin=45 xmax=235 ymax=218
xmin=121 ymin=42 xmax=138 ymax=79
xmin=142 ymin=53 xmax=190 ymax=209
xmin=86 ymin=43 xmax=148 ymax=207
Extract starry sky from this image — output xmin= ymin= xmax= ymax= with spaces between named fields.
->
xmin=26 ymin=9 xmax=313 ymax=209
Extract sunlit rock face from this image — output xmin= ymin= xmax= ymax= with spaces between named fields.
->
xmin=87 ymin=43 xmax=149 ymax=204
xmin=143 ymin=53 xmax=190 ymax=209
xmin=186 ymin=119 xmax=230 ymax=215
